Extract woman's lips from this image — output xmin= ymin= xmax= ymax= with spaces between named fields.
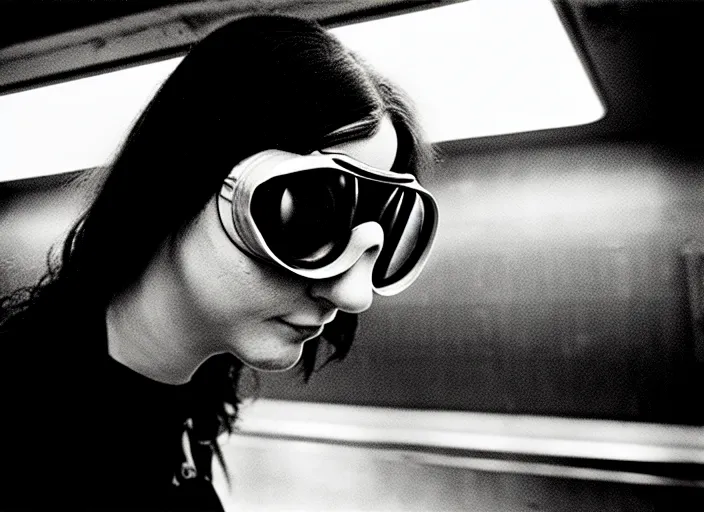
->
xmin=277 ymin=319 xmax=324 ymax=340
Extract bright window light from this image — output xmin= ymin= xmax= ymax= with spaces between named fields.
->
xmin=0 ymin=0 xmax=603 ymax=182
xmin=332 ymin=0 xmax=604 ymax=141
xmin=0 ymin=59 xmax=181 ymax=182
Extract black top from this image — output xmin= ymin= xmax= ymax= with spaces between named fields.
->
xmin=95 ymin=356 xmax=226 ymax=511
xmin=0 ymin=316 xmax=226 ymax=511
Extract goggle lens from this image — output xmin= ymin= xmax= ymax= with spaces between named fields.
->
xmin=375 ymin=190 xmax=427 ymax=285
xmin=251 ymin=169 xmax=356 ymax=268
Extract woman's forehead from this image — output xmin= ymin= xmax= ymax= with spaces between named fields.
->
xmin=321 ymin=115 xmax=398 ymax=171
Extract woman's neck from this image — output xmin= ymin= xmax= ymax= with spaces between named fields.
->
xmin=106 ymin=244 xmax=215 ymax=385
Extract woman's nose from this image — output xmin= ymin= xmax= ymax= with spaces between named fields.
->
xmin=308 ymin=224 xmax=383 ymax=314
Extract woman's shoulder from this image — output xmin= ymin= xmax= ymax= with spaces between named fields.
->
xmin=0 ymin=289 xmax=108 ymax=394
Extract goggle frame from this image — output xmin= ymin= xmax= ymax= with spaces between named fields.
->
xmin=217 ymin=149 xmax=438 ymax=296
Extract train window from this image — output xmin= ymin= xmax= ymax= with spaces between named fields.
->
xmin=0 ymin=58 xmax=181 ymax=182
xmin=0 ymin=0 xmax=602 ymax=182
xmin=333 ymin=0 xmax=604 ymax=141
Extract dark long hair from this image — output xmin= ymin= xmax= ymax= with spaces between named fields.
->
xmin=0 ymin=14 xmax=433 ymax=460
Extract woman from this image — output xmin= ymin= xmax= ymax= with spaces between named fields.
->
xmin=0 ymin=13 xmax=437 ymax=511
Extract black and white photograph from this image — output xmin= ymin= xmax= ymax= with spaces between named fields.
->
xmin=0 ymin=0 xmax=702 ymax=510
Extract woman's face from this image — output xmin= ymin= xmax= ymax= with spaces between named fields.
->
xmin=171 ymin=117 xmax=399 ymax=371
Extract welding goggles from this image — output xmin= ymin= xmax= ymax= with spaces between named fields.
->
xmin=217 ymin=148 xmax=438 ymax=296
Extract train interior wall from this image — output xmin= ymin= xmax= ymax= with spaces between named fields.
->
xmin=260 ymin=138 xmax=704 ymax=426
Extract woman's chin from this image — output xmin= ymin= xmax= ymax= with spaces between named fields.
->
xmin=237 ymin=346 xmax=305 ymax=372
